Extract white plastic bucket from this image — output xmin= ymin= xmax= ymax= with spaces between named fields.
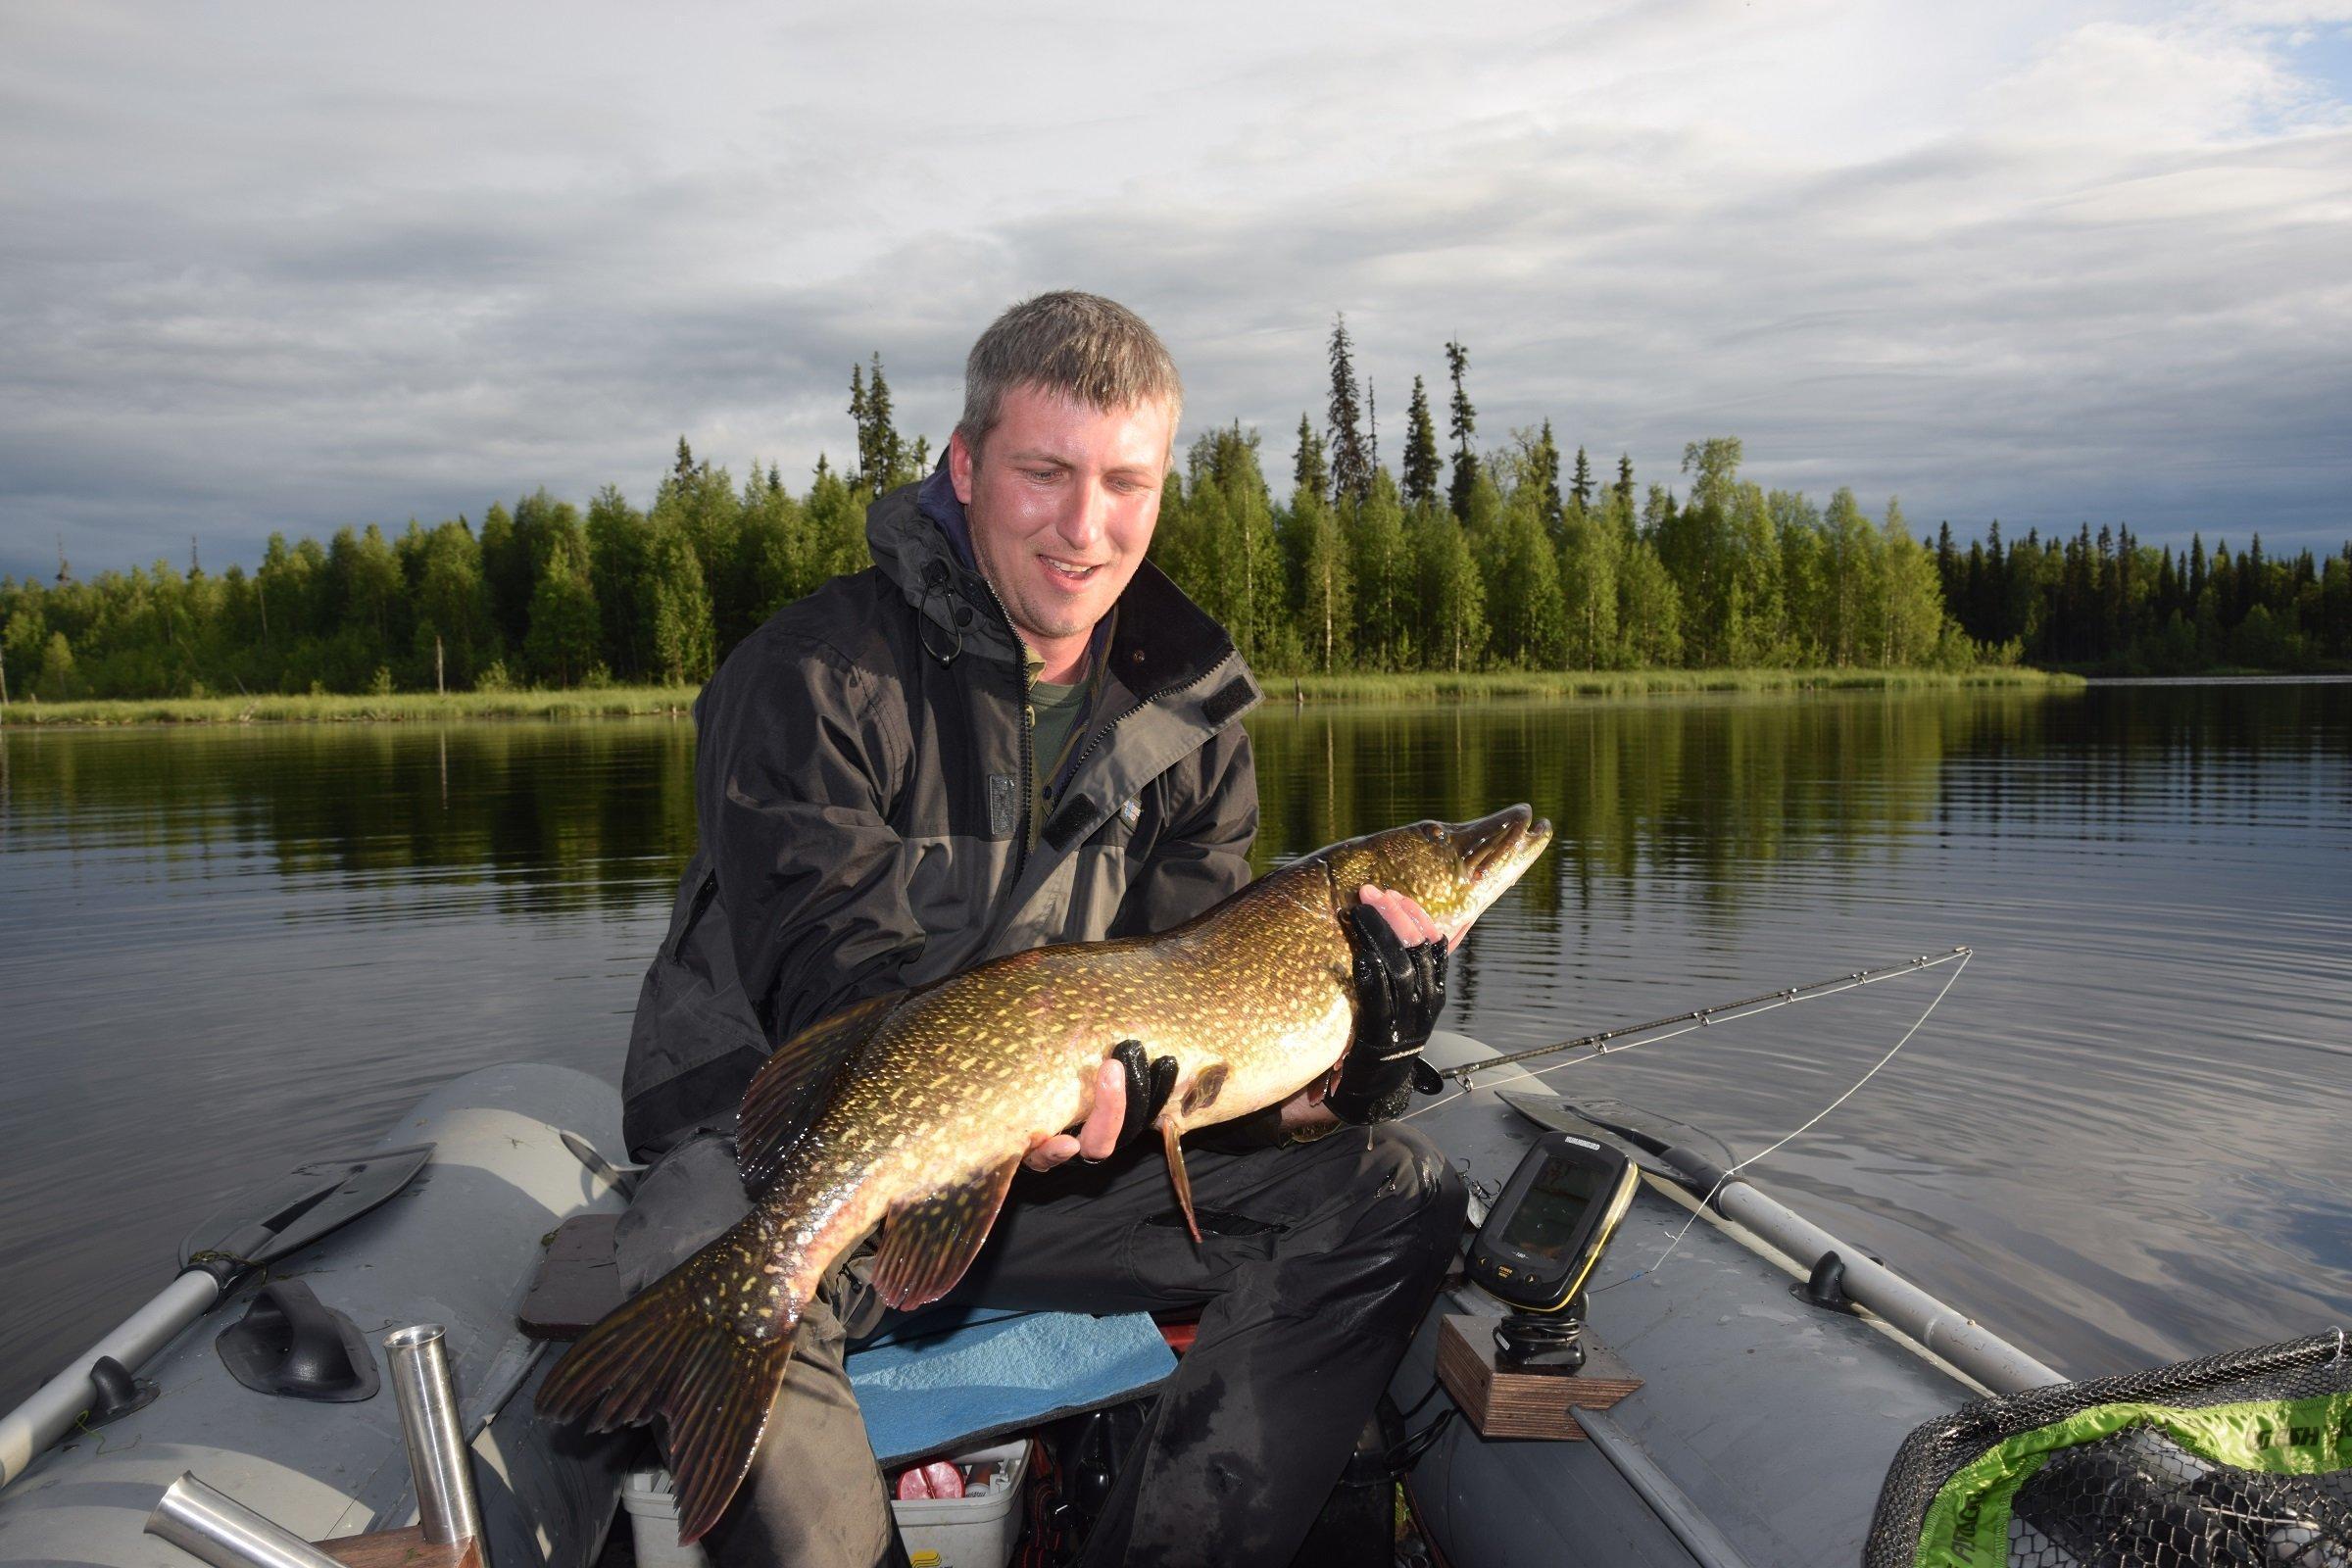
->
xmin=620 ymin=1438 xmax=1032 ymax=1568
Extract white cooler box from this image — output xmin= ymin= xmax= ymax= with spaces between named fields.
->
xmin=621 ymin=1438 xmax=1032 ymax=1568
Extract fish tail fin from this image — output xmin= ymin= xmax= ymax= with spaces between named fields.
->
xmin=1158 ymin=1115 xmax=1202 ymax=1245
xmin=537 ymin=1222 xmax=801 ymax=1544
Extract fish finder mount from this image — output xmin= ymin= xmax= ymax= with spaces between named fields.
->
xmin=1465 ymin=1131 xmax=1640 ymax=1375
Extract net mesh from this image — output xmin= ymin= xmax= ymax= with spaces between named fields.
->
xmin=1865 ymin=1333 xmax=2352 ymax=1568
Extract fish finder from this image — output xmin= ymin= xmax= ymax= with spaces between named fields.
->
xmin=1467 ymin=1131 xmax=1640 ymax=1314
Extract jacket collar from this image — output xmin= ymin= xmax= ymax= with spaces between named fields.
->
xmin=865 ymin=466 xmax=1241 ymax=697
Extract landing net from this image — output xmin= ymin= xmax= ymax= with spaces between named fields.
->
xmin=1866 ymin=1332 xmax=2351 ymax=1568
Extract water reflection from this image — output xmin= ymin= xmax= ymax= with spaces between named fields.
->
xmin=0 ymin=682 xmax=2345 ymax=1401
xmin=1 ymin=718 xmax=701 ymax=921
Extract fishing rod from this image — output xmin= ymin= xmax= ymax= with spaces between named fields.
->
xmin=1439 ymin=945 xmax=1974 ymax=1094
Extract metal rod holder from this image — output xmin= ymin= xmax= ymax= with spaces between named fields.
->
xmin=145 ymin=1472 xmax=348 ymax=1568
xmin=383 ymin=1323 xmax=483 ymax=1549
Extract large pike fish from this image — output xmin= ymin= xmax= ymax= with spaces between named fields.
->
xmin=539 ymin=806 xmax=1552 ymax=1542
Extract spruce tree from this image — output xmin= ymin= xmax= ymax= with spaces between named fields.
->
xmin=847 ymin=365 xmax=868 ymax=491
xmin=860 ymin=353 xmax=904 ymax=499
xmin=1570 ymin=446 xmax=1593 ymax=513
xmin=1294 ymin=414 xmax=1330 ymax=501
xmin=1445 ymin=338 xmax=1478 ymax=519
xmin=1615 ymin=452 xmax=1635 ymax=511
xmin=1325 ymin=315 xmax=1371 ymax=506
xmin=1533 ymin=419 xmax=1563 ymax=530
xmin=1401 ymin=376 xmax=1442 ymax=510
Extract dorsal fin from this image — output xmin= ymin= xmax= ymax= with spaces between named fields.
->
xmin=737 ymin=993 xmax=902 ymax=1190
xmin=870 ymin=1155 xmax=1023 ymax=1310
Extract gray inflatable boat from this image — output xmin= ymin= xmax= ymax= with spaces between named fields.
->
xmin=2 ymin=1041 xmax=2340 ymax=1567
xmin=0 ymin=1063 xmax=635 ymax=1566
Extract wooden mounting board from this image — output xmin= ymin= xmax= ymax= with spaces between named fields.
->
xmin=1434 ymin=1314 xmax=1642 ymax=1441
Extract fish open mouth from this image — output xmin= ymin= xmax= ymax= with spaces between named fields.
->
xmin=1455 ymin=804 xmax=1552 ymax=884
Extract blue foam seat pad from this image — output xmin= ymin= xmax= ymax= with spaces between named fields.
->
xmin=846 ymin=1307 xmax=1177 ymax=1466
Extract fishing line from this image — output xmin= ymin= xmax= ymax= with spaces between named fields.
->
xmin=1606 ymin=947 xmax=1974 ymax=1290
xmin=1396 ymin=946 xmax=1973 ymax=1127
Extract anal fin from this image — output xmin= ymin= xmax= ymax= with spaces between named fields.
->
xmin=871 ymin=1155 xmax=1022 ymax=1310
xmin=738 ymin=992 xmax=901 ymax=1190
xmin=1159 ymin=1116 xmax=1201 ymax=1245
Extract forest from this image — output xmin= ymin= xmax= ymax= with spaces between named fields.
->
xmin=4 ymin=330 xmax=2346 ymax=704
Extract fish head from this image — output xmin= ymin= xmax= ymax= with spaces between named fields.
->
xmin=1316 ymin=805 xmax=1553 ymax=940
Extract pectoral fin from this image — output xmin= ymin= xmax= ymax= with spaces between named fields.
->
xmin=1158 ymin=1116 xmax=1201 ymax=1245
xmin=871 ymin=1155 xmax=1022 ymax=1310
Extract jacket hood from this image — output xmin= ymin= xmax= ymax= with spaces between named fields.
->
xmin=865 ymin=471 xmax=1026 ymax=666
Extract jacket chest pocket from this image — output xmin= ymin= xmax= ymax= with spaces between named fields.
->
xmin=899 ymin=835 xmax=1014 ymax=971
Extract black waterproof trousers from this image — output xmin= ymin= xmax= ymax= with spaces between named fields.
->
xmin=613 ymin=1122 xmax=1467 ymax=1568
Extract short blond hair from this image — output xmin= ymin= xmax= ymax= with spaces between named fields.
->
xmin=957 ymin=291 xmax=1184 ymax=456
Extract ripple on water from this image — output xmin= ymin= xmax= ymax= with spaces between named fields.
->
xmin=0 ymin=686 xmax=2346 ymax=1399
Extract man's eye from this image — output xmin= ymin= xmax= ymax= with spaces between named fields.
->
xmin=1025 ymin=468 xmax=1059 ymax=483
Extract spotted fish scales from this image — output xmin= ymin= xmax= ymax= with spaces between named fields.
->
xmin=539 ymin=806 xmax=1552 ymax=1543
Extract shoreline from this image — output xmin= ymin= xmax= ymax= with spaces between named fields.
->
xmin=0 ymin=667 xmax=2088 ymax=728
xmin=1274 ymin=667 xmax=2080 ymax=702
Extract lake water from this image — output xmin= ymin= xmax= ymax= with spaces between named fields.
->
xmin=2 ymin=681 xmax=2347 ymax=1410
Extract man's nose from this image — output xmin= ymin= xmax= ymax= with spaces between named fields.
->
xmin=1056 ymin=479 xmax=1109 ymax=551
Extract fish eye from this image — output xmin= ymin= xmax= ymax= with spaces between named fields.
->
xmin=1416 ymin=822 xmax=1445 ymax=843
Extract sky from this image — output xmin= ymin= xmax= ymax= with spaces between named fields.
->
xmin=2 ymin=0 xmax=2348 ymax=584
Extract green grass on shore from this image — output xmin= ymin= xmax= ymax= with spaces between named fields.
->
xmin=0 ymin=685 xmax=705 ymax=727
xmin=3 ymin=667 xmax=2081 ymax=727
xmin=1278 ymin=666 xmax=2082 ymax=702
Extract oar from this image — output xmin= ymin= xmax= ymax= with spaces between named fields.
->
xmin=0 ymin=1142 xmax=433 ymax=1487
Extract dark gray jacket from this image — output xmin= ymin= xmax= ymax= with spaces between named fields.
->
xmin=620 ymin=473 xmax=1264 ymax=1162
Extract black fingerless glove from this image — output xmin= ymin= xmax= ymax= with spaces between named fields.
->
xmin=1097 ymin=1038 xmax=1178 ymax=1155
xmin=1326 ymin=904 xmax=1448 ymax=1125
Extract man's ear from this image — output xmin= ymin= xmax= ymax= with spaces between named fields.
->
xmin=949 ymin=428 xmax=978 ymax=507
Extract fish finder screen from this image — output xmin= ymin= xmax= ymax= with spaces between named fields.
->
xmin=1502 ymin=1153 xmax=1604 ymax=1261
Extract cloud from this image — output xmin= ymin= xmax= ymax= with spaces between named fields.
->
xmin=0 ymin=0 xmax=2346 ymax=583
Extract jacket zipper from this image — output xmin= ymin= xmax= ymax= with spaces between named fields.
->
xmin=962 ymin=554 xmax=1237 ymax=863
xmin=1054 ymin=644 xmax=1237 ymax=820
xmin=962 ymin=567 xmax=1035 ymax=887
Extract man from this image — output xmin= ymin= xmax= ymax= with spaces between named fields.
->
xmin=617 ymin=292 xmax=1465 ymax=1567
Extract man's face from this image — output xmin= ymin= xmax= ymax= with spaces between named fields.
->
xmin=949 ymin=382 xmax=1175 ymax=656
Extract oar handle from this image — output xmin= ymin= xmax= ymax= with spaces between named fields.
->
xmin=0 ymin=1268 xmax=221 ymax=1488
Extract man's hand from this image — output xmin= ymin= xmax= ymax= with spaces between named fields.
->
xmin=1324 ymin=884 xmax=1449 ymax=1126
xmin=1028 ymin=887 xmax=1448 ymax=1163
xmin=1357 ymin=884 xmax=1449 ymax=954
xmin=1023 ymin=1039 xmax=1177 ymax=1172
xmin=1282 ymin=886 xmax=1450 ymax=1135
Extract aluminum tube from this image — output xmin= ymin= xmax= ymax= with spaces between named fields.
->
xmin=1707 ymin=1179 xmax=2066 ymax=1394
xmin=383 ymin=1324 xmax=483 ymax=1549
xmin=144 ymin=1472 xmax=347 ymax=1568
xmin=0 ymin=1268 xmax=220 ymax=1486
